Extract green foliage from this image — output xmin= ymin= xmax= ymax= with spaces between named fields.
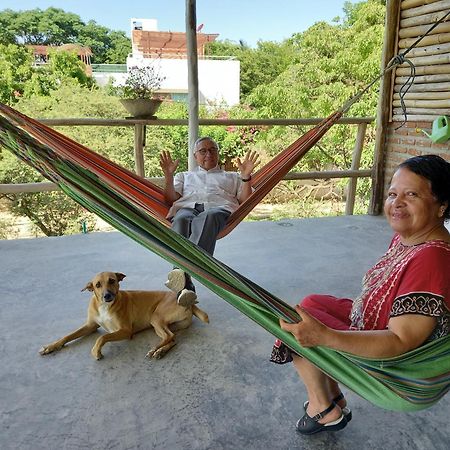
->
xmin=0 ymin=43 xmax=34 ymax=104
xmin=197 ymin=104 xmax=262 ymax=167
xmin=8 ymin=191 xmax=93 ymax=236
xmin=104 ymin=31 xmax=132 ymax=64
xmin=145 ymin=102 xmax=189 ymax=172
xmin=206 ymin=39 xmax=296 ymax=99
xmin=76 ymin=21 xmax=131 ymax=64
xmin=0 ymin=42 xmax=95 ymax=103
xmin=0 ymin=7 xmax=131 ymax=63
xmin=246 ymin=0 xmax=385 ymax=172
xmin=47 ymin=49 xmax=93 ymax=87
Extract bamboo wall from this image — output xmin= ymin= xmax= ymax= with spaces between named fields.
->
xmin=393 ymin=0 xmax=450 ymax=121
xmin=373 ymin=0 xmax=450 ymax=214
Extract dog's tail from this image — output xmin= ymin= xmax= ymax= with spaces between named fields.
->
xmin=192 ymin=305 xmax=209 ymax=324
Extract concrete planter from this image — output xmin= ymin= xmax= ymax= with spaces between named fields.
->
xmin=120 ymin=98 xmax=163 ymax=118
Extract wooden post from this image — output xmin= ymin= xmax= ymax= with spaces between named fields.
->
xmin=186 ymin=0 xmax=199 ymax=170
xmin=134 ymin=124 xmax=145 ymax=176
xmin=345 ymin=122 xmax=367 ymax=215
xmin=369 ymin=0 xmax=401 ymax=215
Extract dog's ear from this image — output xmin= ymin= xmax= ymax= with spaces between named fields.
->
xmin=116 ymin=273 xmax=126 ymax=282
xmin=81 ymin=281 xmax=94 ymax=292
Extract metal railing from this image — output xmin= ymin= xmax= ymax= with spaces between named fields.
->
xmin=0 ymin=116 xmax=375 ymax=215
xmin=91 ymin=64 xmax=128 ymax=73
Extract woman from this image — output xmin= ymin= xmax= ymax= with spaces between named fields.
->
xmin=272 ymin=154 xmax=450 ymax=435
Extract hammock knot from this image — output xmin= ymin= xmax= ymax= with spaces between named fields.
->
xmin=391 ymin=54 xmax=405 ymax=66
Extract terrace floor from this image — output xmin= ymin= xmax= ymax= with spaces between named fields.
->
xmin=1 ymin=215 xmax=449 ymax=450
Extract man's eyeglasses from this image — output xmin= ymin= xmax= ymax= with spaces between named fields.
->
xmin=195 ymin=147 xmax=218 ymax=156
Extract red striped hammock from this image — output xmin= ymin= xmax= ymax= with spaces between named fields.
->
xmin=0 ymin=103 xmax=342 ymax=237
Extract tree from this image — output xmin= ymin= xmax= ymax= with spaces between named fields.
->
xmin=247 ymin=0 xmax=385 ymax=169
xmin=46 ymin=49 xmax=93 ymax=87
xmin=0 ymin=43 xmax=34 ymax=104
xmin=0 ymin=8 xmax=81 ymax=45
xmin=0 ymin=9 xmax=18 ymax=44
xmin=206 ymin=39 xmax=295 ymax=98
xmin=76 ymin=20 xmax=131 ymax=64
xmin=104 ymin=31 xmax=132 ymax=64
xmin=0 ymin=42 xmax=95 ymax=103
xmin=0 ymin=7 xmax=131 ymax=63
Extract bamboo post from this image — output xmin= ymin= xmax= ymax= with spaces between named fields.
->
xmin=134 ymin=124 xmax=145 ymax=176
xmin=370 ymin=0 xmax=401 ymax=215
xmin=345 ymin=123 xmax=367 ymax=215
xmin=186 ymin=0 xmax=199 ymax=170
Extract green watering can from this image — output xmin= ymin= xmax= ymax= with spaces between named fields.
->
xmin=422 ymin=116 xmax=450 ymax=144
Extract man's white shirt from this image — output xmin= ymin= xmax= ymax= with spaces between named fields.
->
xmin=168 ymin=166 xmax=243 ymax=218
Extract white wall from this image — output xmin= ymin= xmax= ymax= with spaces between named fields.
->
xmin=93 ymin=72 xmax=128 ymax=87
xmin=126 ymin=57 xmax=240 ymax=106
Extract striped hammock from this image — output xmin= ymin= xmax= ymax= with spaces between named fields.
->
xmin=0 ymin=104 xmax=342 ymax=239
xmin=1 ymin=103 xmax=449 ymax=412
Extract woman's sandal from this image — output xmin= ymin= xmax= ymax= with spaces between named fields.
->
xmin=303 ymin=393 xmax=352 ymax=422
xmin=296 ymin=402 xmax=348 ymax=435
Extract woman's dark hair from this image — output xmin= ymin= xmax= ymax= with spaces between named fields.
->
xmin=398 ymin=154 xmax=450 ymax=220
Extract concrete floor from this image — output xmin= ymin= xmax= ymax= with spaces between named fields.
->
xmin=1 ymin=215 xmax=449 ymax=450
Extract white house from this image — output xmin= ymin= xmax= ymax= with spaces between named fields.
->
xmin=93 ymin=19 xmax=240 ymax=107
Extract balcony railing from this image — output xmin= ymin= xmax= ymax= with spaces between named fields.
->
xmin=0 ymin=116 xmax=375 ymax=215
xmin=91 ymin=64 xmax=128 ymax=73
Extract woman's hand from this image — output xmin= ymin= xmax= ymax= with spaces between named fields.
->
xmin=280 ymin=306 xmax=331 ymax=348
xmin=281 ymin=306 xmax=437 ymax=357
xmin=236 ymin=150 xmax=260 ymax=179
xmin=159 ymin=151 xmax=179 ymax=178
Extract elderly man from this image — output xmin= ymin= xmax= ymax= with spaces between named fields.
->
xmin=160 ymin=136 xmax=259 ymax=306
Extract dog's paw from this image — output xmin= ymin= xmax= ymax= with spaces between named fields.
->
xmin=39 ymin=344 xmax=61 ymax=355
xmin=145 ymin=348 xmax=165 ymax=359
xmin=91 ymin=348 xmax=104 ymax=360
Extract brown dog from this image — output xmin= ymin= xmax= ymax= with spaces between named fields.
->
xmin=39 ymin=272 xmax=209 ymax=360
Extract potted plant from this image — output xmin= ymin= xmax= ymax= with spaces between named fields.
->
xmin=117 ymin=65 xmax=165 ymax=118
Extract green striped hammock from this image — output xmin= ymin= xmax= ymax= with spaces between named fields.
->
xmin=0 ymin=103 xmax=449 ymax=412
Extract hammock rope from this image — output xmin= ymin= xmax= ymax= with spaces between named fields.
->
xmin=1 ymin=103 xmax=449 ymax=412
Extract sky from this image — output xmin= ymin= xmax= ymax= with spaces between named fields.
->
xmin=1 ymin=0 xmax=350 ymax=47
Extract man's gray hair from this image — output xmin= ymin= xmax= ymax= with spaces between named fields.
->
xmin=193 ymin=136 xmax=220 ymax=153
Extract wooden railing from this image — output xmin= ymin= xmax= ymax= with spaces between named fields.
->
xmin=0 ymin=116 xmax=375 ymax=215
